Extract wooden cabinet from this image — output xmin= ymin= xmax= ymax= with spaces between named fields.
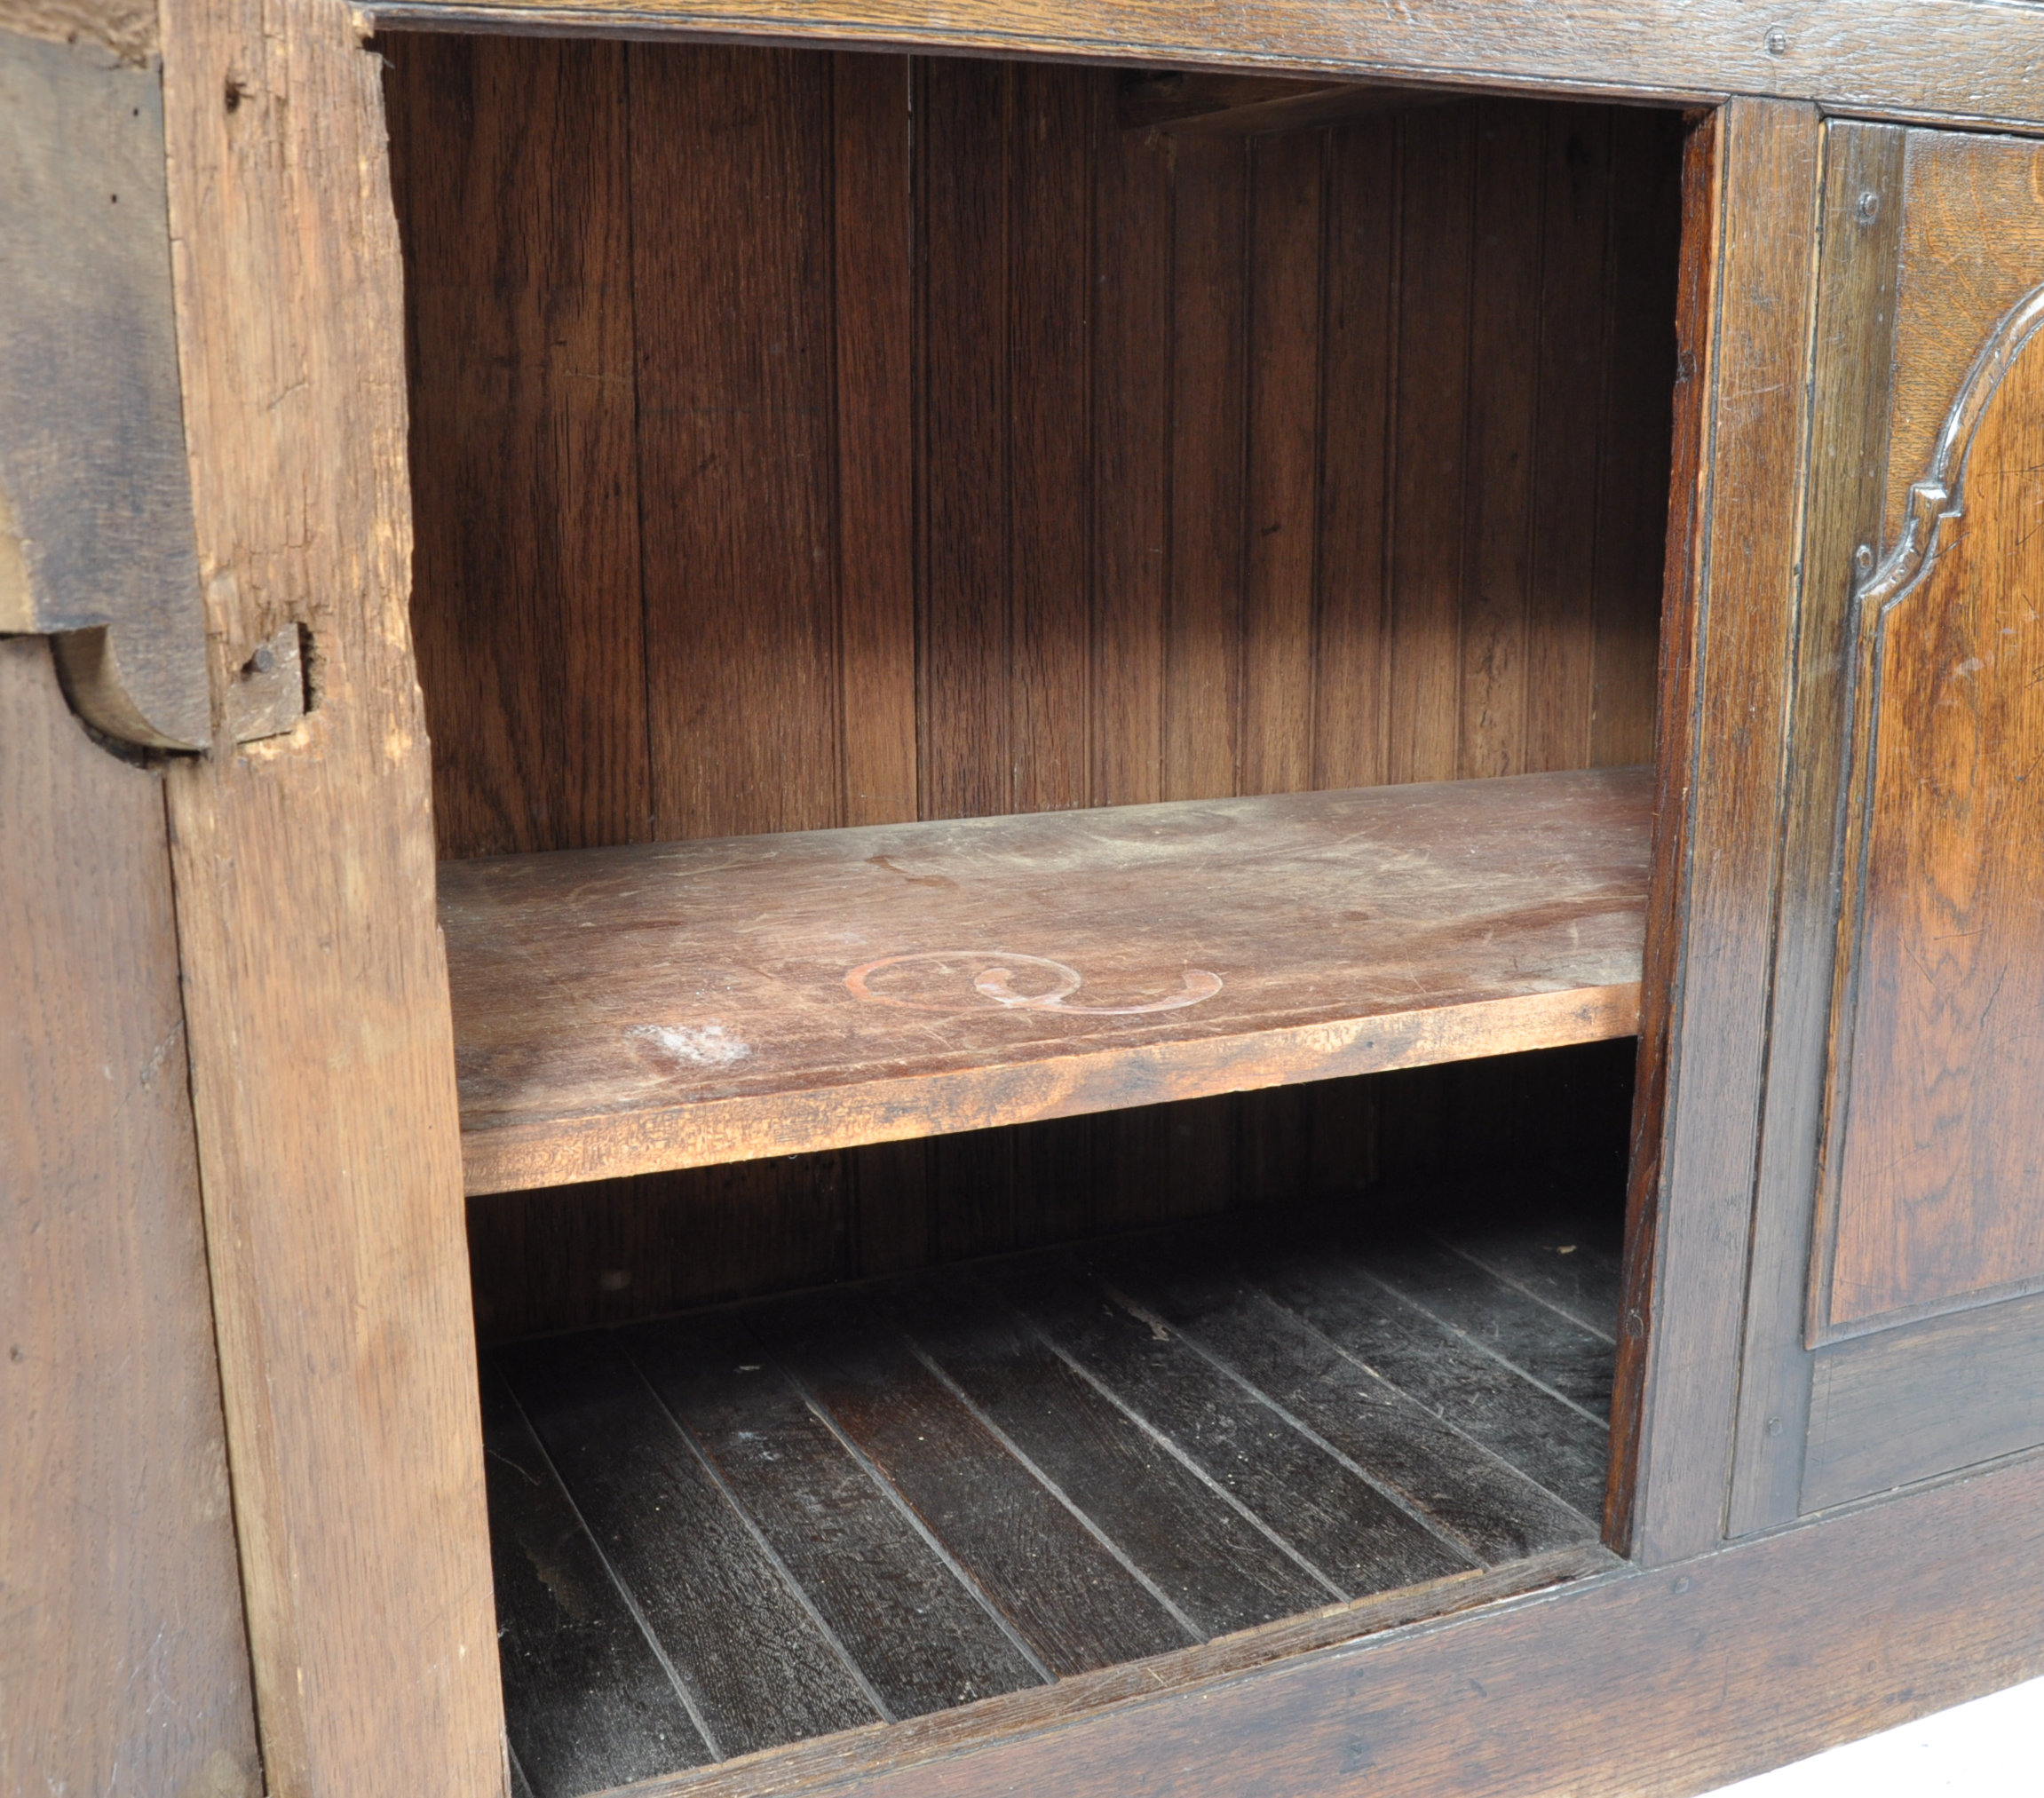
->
xmin=1734 ymin=123 xmax=2044 ymax=1527
xmin=7 ymin=5 xmax=2044 ymax=1798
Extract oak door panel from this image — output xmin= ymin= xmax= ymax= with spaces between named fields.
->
xmin=1818 ymin=287 xmax=2044 ymax=1335
xmin=1733 ymin=124 xmax=2044 ymax=1526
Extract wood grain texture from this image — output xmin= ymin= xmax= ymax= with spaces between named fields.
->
xmin=1240 ymin=1241 xmax=1611 ymax=1525
xmin=1817 ymin=283 xmax=2044 ymax=1333
xmin=622 ymin=1312 xmax=1045 ymax=1720
xmin=466 ymin=1043 xmax=1634 ymax=1343
xmin=764 ymin=1294 xmax=1196 ymax=1675
xmin=155 ymin=0 xmax=504 ymax=1786
xmin=1728 ymin=118 xmax=1905 ymax=1536
xmin=1802 ymin=1290 xmax=2044 ymax=1510
xmin=364 ymin=0 xmax=2044 ymax=136
xmin=1624 ymin=99 xmax=1819 ymax=1566
xmin=0 ymin=29 xmax=208 ymax=748
xmin=602 ymin=1448 xmax=2044 ymax=1798
xmin=500 ymin=1331 xmax=883 ymax=1756
xmin=445 ymin=768 xmax=1650 ymax=1192
xmin=393 ymin=55 xmax=1675 ymax=853
xmin=883 ymin=1277 xmax=1350 ymax=1633
xmin=384 ymin=32 xmax=649 ymax=855
xmin=989 ymin=1257 xmax=1485 ymax=1596
xmin=1095 ymin=1237 xmax=1599 ymax=1561
xmin=393 ymin=56 xmax=1680 ymax=1287
xmin=1882 ymin=131 xmax=2044 ymax=551
xmin=481 ymin=1367 xmax=714 ymax=1796
xmin=832 ymin=52 xmax=919 ymax=826
xmin=1604 ymin=107 xmax=1718 ymax=1558
xmin=1117 ymin=69 xmax=1450 ymax=136
xmin=0 ymin=637 xmax=260 ymax=1798
xmin=487 ymin=1204 xmax=1617 ymax=1787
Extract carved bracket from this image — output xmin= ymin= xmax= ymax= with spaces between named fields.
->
xmin=0 ymin=29 xmax=212 ymax=749
xmin=1853 ymin=276 xmax=2044 ymax=617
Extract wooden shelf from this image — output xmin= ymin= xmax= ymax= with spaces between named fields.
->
xmin=444 ymin=767 xmax=1652 ymax=1196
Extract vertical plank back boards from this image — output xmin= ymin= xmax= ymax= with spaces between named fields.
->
xmin=384 ymin=42 xmax=1684 ymax=1332
xmin=0 ymin=638 xmax=262 ymax=1798
xmin=157 ymin=0 xmax=506 ymax=1789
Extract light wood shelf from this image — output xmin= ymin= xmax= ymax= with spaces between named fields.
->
xmin=444 ymin=767 xmax=1652 ymax=1196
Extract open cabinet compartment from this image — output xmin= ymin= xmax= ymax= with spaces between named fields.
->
xmin=381 ymin=35 xmax=1689 ymax=1798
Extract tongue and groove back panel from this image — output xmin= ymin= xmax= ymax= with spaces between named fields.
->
xmin=381 ymin=37 xmax=1682 ymax=1337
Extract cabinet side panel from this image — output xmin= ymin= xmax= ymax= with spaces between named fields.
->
xmin=0 ymin=638 xmax=261 ymax=1798
xmin=157 ymin=0 xmax=506 ymax=1786
xmin=1627 ymin=97 xmax=1821 ymax=1564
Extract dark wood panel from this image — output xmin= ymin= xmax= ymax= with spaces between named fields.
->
xmin=394 ymin=57 xmax=1676 ymax=861
xmin=1816 ymin=209 xmax=2044 ymax=1334
xmin=635 ymin=44 xmax=842 ymax=842
xmin=606 ymin=1444 xmax=2044 ymax=1798
xmin=1589 ymin=105 xmax=1686 ymax=769
xmin=0 ymin=637 xmax=260 ymax=1798
xmin=887 ymin=1277 xmax=1343 ymax=1633
xmin=765 ymin=1294 xmax=1195 ymax=1675
xmin=831 ymin=52 xmax=920 ymax=827
xmin=1086 ymin=77 xmax=1172 ymax=808
xmin=1118 ymin=69 xmax=1450 ymax=136
xmin=1010 ymin=60 xmax=1095 ymax=816
xmin=919 ymin=54 xmax=1014 ymax=820
xmin=391 ymin=51 xmax=1682 ymax=1336
xmin=1386 ymin=102 xmax=1473 ymax=786
xmin=1161 ymin=131 xmax=1249 ymax=800
xmin=1246 ymin=1241 xmax=1612 ymax=1521
xmin=1356 ymin=1236 xmax=1616 ymax=1417
xmin=993 ymin=1257 xmax=1482 ymax=1596
xmin=361 ymin=0 xmax=2044 ymax=140
xmin=1097 ymin=1239 xmax=1600 ymax=1557
xmin=1311 ymin=114 xmax=1398 ymax=790
xmin=479 ymin=1367 xmax=712 ymax=1794
xmin=1623 ymin=98 xmax=1820 ymax=1565
xmin=445 ymin=769 xmax=1650 ymax=1192
xmin=1727 ymin=118 xmax=1906 ymax=1536
xmin=623 ymin=1313 xmax=1046 ymax=1717
xmin=498 ymin=1331 xmax=883 ymax=1755
xmin=387 ymin=32 xmax=648 ymax=857
xmin=1882 ymin=131 xmax=2044 ymax=551
xmin=1604 ymin=107 xmax=1719 ymax=1557
xmin=1802 ymin=1293 xmax=2044 ymax=1510
xmin=1240 ymin=127 xmax=1323 ymax=796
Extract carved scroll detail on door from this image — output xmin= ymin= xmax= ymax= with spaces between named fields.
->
xmin=846 ymin=950 xmax=1223 ymax=1016
xmin=1854 ymin=277 xmax=2044 ymax=616
xmin=1812 ymin=277 xmax=2044 ymax=1344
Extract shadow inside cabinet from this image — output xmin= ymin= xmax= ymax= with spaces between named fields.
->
xmin=481 ymin=1140 xmax=1628 ymax=1797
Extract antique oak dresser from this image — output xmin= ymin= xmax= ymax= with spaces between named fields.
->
xmin=8 ymin=1 xmax=2044 ymax=1794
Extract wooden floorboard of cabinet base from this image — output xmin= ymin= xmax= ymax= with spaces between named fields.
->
xmin=447 ymin=767 xmax=1650 ymax=1194
xmin=486 ymin=1200 xmax=1618 ymax=1794
xmin=600 ymin=1446 xmax=2044 ymax=1798
xmin=360 ymin=0 xmax=2044 ymax=139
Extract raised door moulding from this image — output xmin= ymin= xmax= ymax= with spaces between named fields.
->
xmin=1810 ymin=274 xmax=2044 ymax=1344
